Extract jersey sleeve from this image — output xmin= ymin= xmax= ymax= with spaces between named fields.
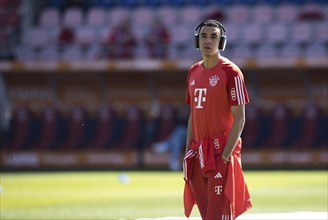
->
xmin=227 ymin=71 xmax=249 ymax=106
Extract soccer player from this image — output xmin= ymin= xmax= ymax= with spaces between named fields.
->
xmin=183 ymin=20 xmax=252 ymax=220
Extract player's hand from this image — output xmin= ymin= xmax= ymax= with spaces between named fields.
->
xmin=222 ymin=156 xmax=229 ymax=164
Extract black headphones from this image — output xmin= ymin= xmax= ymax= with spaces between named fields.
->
xmin=194 ymin=20 xmax=227 ymax=51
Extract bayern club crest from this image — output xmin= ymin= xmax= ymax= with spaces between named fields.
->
xmin=209 ymin=75 xmax=219 ymax=87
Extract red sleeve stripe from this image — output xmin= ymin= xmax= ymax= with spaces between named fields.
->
xmin=234 ymin=76 xmax=246 ymax=105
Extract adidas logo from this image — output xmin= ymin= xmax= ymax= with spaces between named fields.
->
xmin=190 ymin=80 xmax=195 ymax=85
xmin=214 ymin=172 xmax=222 ymax=179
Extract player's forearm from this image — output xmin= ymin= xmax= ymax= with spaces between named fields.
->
xmin=185 ymin=115 xmax=193 ymax=154
xmin=222 ymin=115 xmax=245 ymax=161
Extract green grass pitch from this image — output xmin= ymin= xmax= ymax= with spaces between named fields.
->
xmin=0 ymin=171 xmax=327 ymax=219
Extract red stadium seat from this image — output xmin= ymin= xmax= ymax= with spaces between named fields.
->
xmin=290 ymin=103 xmax=322 ymax=149
xmin=33 ymin=106 xmax=60 ymax=151
xmin=115 ymin=105 xmax=146 ymax=150
xmin=242 ymin=103 xmax=262 ymax=149
xmin=263 ymin=103 xmax=291 ymax=148
xmin=153 ymin=104 xmax=177 ymax=143
xmin=86 ymin=105 xmax=118 ymax=150
xmin=3 ymin=106 xmax=34 ymax=151
xmin=57 ymin=106 xmax=87 ymax=151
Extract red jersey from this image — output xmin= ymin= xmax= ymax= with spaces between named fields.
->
xmin=186 ymin=57 xmax=249 ymax=142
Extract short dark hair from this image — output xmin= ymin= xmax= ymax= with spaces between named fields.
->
xmin=199 ymin=20 xmax=225 ymax=34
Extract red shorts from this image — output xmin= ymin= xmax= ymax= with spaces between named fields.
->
xmin=190 ymin=155 xmax=232 ymax=220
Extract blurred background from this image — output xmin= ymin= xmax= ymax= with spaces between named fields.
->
xmin=0 ymin=0 xmax=327 ymax=171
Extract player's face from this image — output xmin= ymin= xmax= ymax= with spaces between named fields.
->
xmin=199 ymin=26 xmax=221 ymax=57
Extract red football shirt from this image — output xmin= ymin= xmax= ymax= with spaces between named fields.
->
xmin=186 ymin=57 xmax=249 ymax=142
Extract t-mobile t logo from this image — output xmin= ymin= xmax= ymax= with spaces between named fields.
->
xmin=194 ymin=88 xmax=207 ymax=109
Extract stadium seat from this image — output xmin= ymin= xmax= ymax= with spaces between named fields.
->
xmin=14 ymin=46 xmax=37 ymax=61
xmin=152 ymin=104 xmax=177 ymax=143
xmin=280 ymin=43 xmax=302 ymax=58
xmin=227 ymin=5 xmax=250 ymax=23
xmin=262 ymin=103 xmax=291 ymax=148
xmin=305 ymin=43 xmax=328 ymax=58
xmin=37 ymin=47 xmax=59 ymax=61
xmin=290 ymin=102 xmax=322 ymax=149
xmin=39 ymin=7 xmax=61 ymax=28
xmin=131 ymin=7 xmax=154 ymax=27
xmin=3 ymin=106 xmax=35 ymax=151
xmin=24 ymin=27 xmax=52 ymax=49
xmin=107 ymin=7 xmax=130 ymax=26
xmin=315 ymin=22 xmax=328 ymax=44
xmin=224 ymin=23 xmax=241 ymax=47
xmin=230 ymin=44 xmax=252 ymax=59
xmin=86 ymin=105 xmax=119 ymax=150
xmin=242 ymin=24 xmax=264 ymax=46
xmin=98 ymin=27 xmax=111 ymax=44
xmin=33 ymin=106 xmax=61 ymax=150
xmin=75 ymin=26 xmax=98 ymax=47
xmin=252 ymin=4 xmax=275 ymax=24
xmin=276 ymin=4 xmax=299 ymax=23
xmin=256 ymin=44 xmax=278 ymax=59
xmin=57 ymin=106 xmax=88 ymax=150
xmin=85 ymin=45 xmax=102 ymax=60
xmin=157 ymin=6 xmax=179 ymax=27
xmin=180 ymin=6 xmax=203 ymax=27
xmin=265 ymin=23 xmax=288 ymax=46
xmin=169 ymin=24 xmax=193 ymax=55
xmin=61 ymin=46 xmax=84 ymax=61
xmin=62 ymin=7 xmax=84 ymax=28
xmin=115 ymin=105 xmax=146 ymax=150
xmin=86 ymin=7 xmax=107 ymax=27
xmin=290 ymin=22 xmax=313 ymax=46
xmin=182 ymin=45 xmax=202 ymax=60
xmin=241 ymin=103 xmax=262 ymax=148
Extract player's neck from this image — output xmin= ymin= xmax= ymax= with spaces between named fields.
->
xmin=202 ymin=54 xmax=221 ymax=69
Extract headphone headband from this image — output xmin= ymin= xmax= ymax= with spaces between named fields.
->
xmin=195 ymin=20 xmax=226 ymax=35
xmin=194 ymin=19 xmax=227 ymax=51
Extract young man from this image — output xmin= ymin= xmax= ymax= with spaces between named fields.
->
xmin=183 ymin=20 xmax=252 ymax=220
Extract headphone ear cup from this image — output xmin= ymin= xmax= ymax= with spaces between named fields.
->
xmin=194 ymin=34 xmax=199 ymax=49
xmin=219 ymin=35 xmax=227 ymax=51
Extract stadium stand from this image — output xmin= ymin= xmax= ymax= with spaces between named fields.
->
xmin=0 ymin=0 xmax=327 ymax=170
